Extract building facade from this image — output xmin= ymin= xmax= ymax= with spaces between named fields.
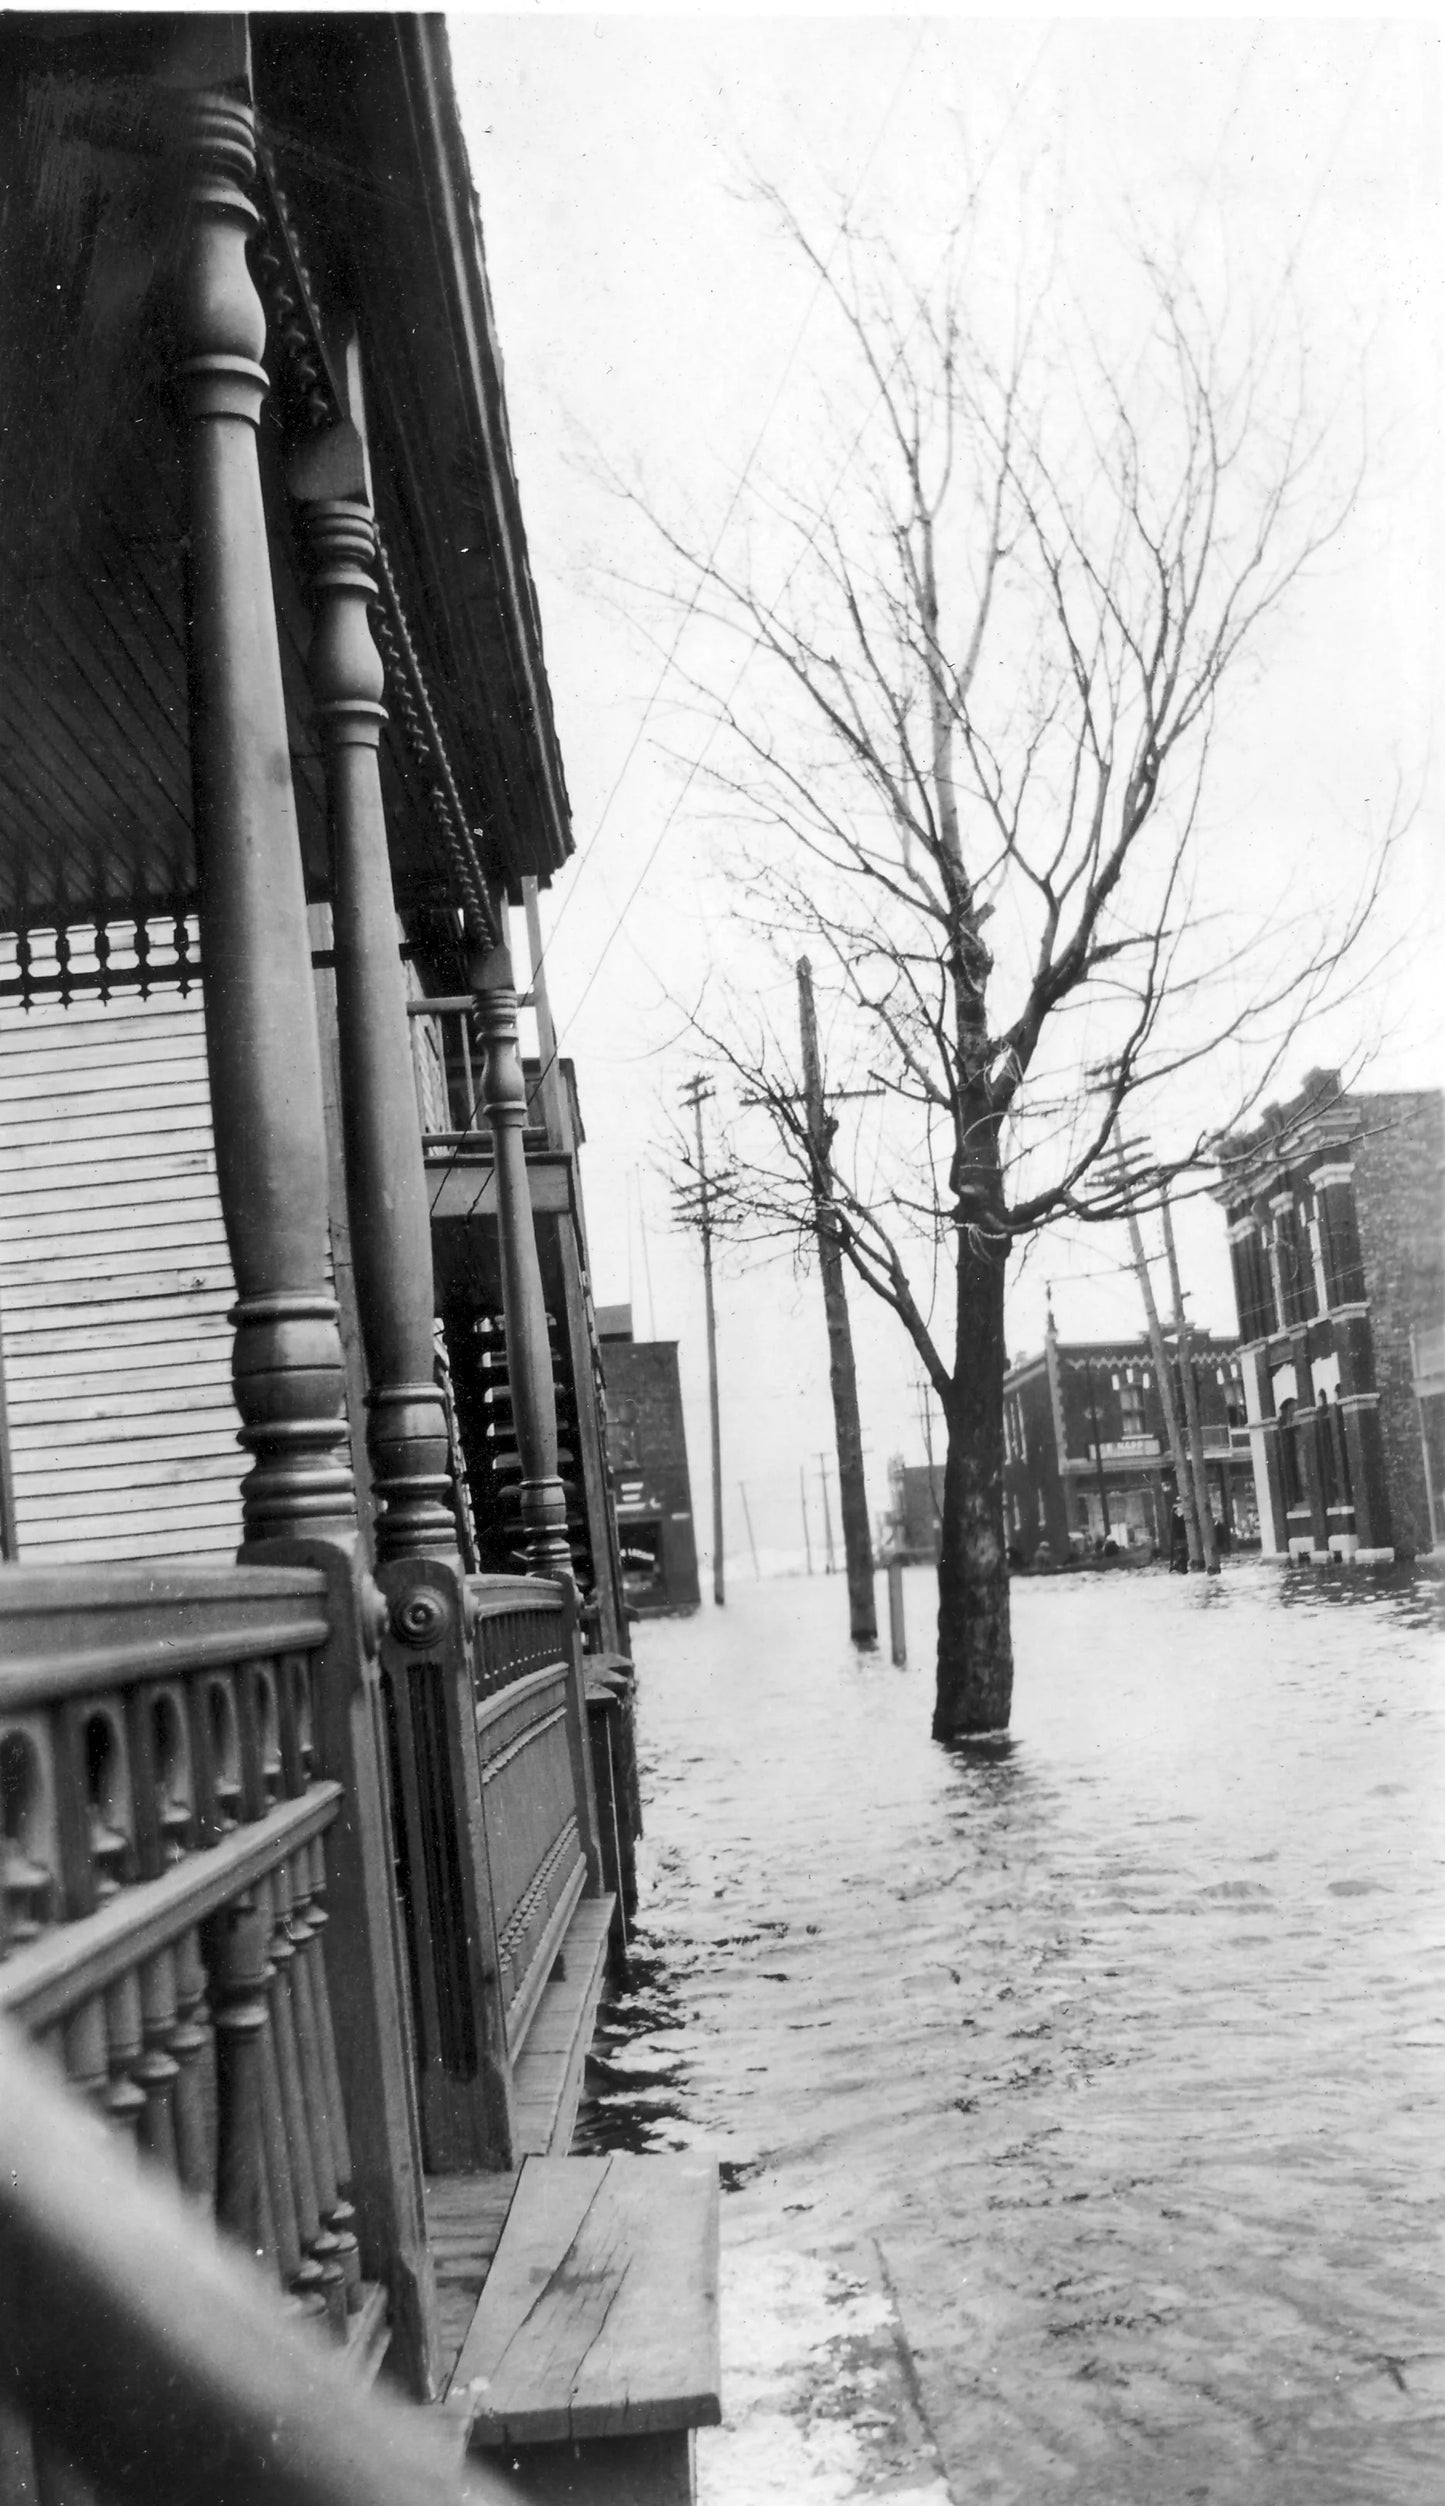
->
xmin=1003 ymin=1316 xmax=1257 ymax=1562
xmin=1213 ymin=1074 xmax=1444 ymax=1562
xmin=886 ymin=1458 xmax=944 ymax=1563
xmin=597 ymin=1306 xmax=702 ymax=1614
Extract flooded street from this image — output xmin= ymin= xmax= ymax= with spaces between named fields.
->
xmin=578 ymin=1562 xmax=1444 ymax=2505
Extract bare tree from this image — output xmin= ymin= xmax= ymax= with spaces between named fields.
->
xmin=622 ymin=193 xmax=1398 ymax=1738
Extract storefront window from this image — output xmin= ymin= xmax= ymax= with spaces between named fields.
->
xmin=1278 ymin=1398 xmax=1303 ymax=1508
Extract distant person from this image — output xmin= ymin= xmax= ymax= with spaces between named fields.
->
xmin=1215 ymin=1515 xmax=1231 ymax=1556
xmin=1169 ymin=1507 xmax=1189 ymax=1573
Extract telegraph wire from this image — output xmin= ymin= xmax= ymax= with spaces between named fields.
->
xmin=427 ymin=21 xmax=935 ymax=1212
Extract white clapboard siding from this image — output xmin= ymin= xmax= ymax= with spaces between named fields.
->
xmin=0 ymin=981 xmax=248 ymax=1564
xmin=407 ymin=962 xmax=453 ymax=1132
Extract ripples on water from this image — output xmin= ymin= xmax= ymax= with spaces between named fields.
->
xmin=577 ymin=1561 xmax=1445 ymax=2505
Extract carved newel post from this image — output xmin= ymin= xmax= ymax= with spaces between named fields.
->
xmin=473 ymin=938 xmax=573 ymax=1578
xmin=289 ymin=423 xmax=457 ymax=1563
xmin=175 ymin=86 xmax=353 ymax=1547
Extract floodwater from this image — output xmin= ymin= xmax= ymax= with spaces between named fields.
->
xmin=577 ymin=1560 xmax=1444 ymax=2506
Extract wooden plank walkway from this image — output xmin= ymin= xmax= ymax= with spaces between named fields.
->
xmin=513 ymin=1896 xmax=613 ymax=2158
xmin=424 ymin=2169 xmax=521 ymax=2385
xmin=423 ymin=1889 xmax=616 ymax=2381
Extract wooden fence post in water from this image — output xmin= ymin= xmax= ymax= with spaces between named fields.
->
xmin=174 ymin=54 xmax=354 ymax=1552
xmin=887 ymin=1557 xmax=906 ymax=1666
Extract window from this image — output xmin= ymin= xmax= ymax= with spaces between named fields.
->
xmin=1315 ymin=1392 xmax=1339 ymax=1509
xmin=1315 ymin=1391 xmax=1352 ymax=1511
xmin=1277 ymin=1398 xmax=1304 ymax=1509
xmin=1306 ymin=1207 xmax=1330 ymax=1315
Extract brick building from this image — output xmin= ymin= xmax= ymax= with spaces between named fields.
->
xmin=1001 ymin=1314 xmax=1257 ymax=1562
xmin=1213 ymin=1074 xmax=1444 ymax=1562
xmin=885 ymin=1458 xmax=944 ymax=1562
xmin=597 ymin=1306 xmax=701 ymax=1613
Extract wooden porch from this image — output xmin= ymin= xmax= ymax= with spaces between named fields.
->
xmin=0 ymin=14 xmax=713 ymax=2500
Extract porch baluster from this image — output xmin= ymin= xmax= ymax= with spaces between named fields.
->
xmin=61 ymin=2001 xmax=108 ymax=2112
xmin=210 ymin=1892 xmax=272 ymax=2264
xmin=174 ymin=77 xmax=354 ymax=1549
xmin=252 ymin=1876 xmax=307 ymax=2307
xmin=286 ymin=1858 xmax=361 ymax=2311
xmin=102 ymin=1977 xmax=147 ymax=2147
xmin=474 ymin=938 xmax=573 ymax=1578
xmin=299 ymin=1835 xmax=354 ymax=2196
xmin=169 ymin=1926 xmax=214 ymax=2203
xmin=134 ymin=1950 xmax=182 ymax=2173
xmin=262 ymin=1863 xmax=331 ymax=2318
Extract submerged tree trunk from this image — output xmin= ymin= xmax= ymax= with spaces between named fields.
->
xmin=934 ymin=1223 xmax=1012 ymax=1739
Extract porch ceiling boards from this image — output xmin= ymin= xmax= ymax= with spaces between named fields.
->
xmin=252 ymin=13 xmax=575 ymax=898
xmin=0 ymin=15 xmax=572 ymax=942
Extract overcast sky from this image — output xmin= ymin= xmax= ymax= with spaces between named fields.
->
xmin=448 ymin=11 xmax=1441 ymax=1579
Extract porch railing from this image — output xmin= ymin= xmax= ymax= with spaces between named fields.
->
xmin=379 ymin=1562 xmax=601 ymax=2173
xmin=0 ymin=2015 xmax=500 ymax=2506
xmin=408 ymin=999 xmax=549 ymax=1154
xmin=0 ymin=1565 xmax=382 ymax=2345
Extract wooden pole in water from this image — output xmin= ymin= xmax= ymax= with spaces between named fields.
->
xmin=816 ymin=1453 xmax=837 ymax=1575
xmin=1112 ymin=1131 xmax=1203 ymax=1569
xmin=1159 ymin=1187 xmax=1219 ymax=1574
xmin=681 ymin=1075 xmax=725 ymax=1606
xmin=740 ymin=1483 xmax=761 ymax=1580
xmin=887 ymin=1556 xmax=906 ymax=1664
xmin=798 ymin=957 xmax=877 ymax=1643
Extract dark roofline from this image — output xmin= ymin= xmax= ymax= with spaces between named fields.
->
xmin=390 ymin=16 xmax=572 ymax=886
xmin=248 ymin=12 xmax=574 ymax=891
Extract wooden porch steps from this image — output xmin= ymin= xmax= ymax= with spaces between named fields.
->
xmin=443 ymin=2153 xmax=721 ymax=2504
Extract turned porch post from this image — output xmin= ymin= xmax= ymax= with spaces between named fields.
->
xmin=289 ymin=422 xmax=457 ymax=1563
xmin=175 ymin=79 xmax=354 ymax=1549
xmin=472 ymin=934 xmax=573 ymax=1578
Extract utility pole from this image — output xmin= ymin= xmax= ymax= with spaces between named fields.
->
xmin=739 ymin=1482 xmax=761 ymax=1580
xmin=1159 ymin=1186 xmax=1219 ymax=1574
xmin=1112 ymin=1126 xmax=1203 ymax=1569
xmin=521 ymin=875 xmax=567 ymax=1148
xmin=916 ymin=1373 xmax=942 ymax=1549
xmin=798 ymin=956 xmax=877 ymax=1644
xmin=1083 ymin=1356 xmax=1112 ymax=1539
xmin=679 ymin=1074 xmax=726 ymax=1606
xmin=800 ymin=1464 xmax=814 ymax=1575
xmin=816 ymin=1453 xmax=838 ymax=1575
